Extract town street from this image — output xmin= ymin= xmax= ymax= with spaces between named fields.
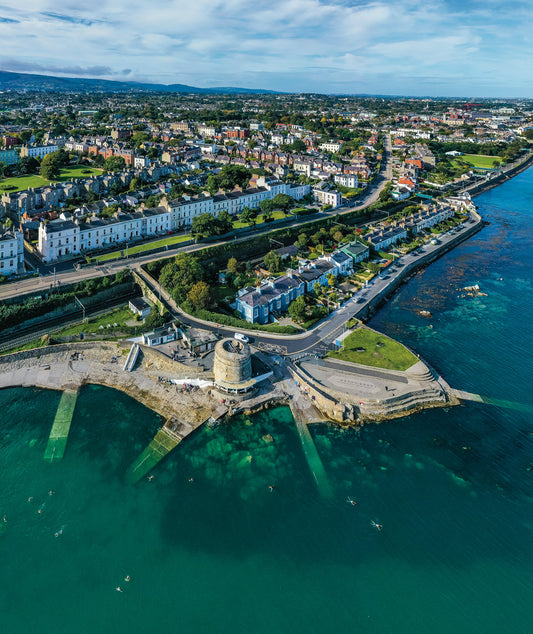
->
xmin=0 ymin=136 xmax=392 ymax=304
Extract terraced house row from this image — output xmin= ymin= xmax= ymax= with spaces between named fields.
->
xmin=37 ymin=178 xmax=309 ymax=263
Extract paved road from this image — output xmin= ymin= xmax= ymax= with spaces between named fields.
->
xmin=135 ymin=209 xmax=480 ymax=357
xmin=0 ymin=135 xmax=392 ymax=303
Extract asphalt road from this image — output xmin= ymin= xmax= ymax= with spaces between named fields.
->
xmin=135 ymin=210 xmax=479 ymax=357
xmin=0 ymin=135 xmax=393 ymax=304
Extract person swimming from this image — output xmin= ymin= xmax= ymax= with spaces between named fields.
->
xmin=371 ymin=520 xmax=383 ymax=531
xmin=37 ymin=503 xmax=45 ymax=515
xmin=268 ymin=485 xmax=275 ymax=492
xmin=346 ymin=496 xmax=357 ymax=506
xmin=116 ymin=587 xmax=123 ymax=593
xmin=147 ymin=475 xmax=154 ymax=481
xmin=125 ymin=576 xmax=131 ymax=582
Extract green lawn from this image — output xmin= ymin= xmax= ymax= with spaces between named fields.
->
xmin=456 ymin=154 xmax=502 ymax=169
xmin=53 ymin=307 xmax=135 ymax=337
xmin=233 ymin=210 xmax=288 ymax=229
xmin=0 ymin=165 xmax=104 ymax=193
xmin=91 ymin=233 xmax=191 ymax=262
xmin=328 ymin=327 xmax=417 ymax=371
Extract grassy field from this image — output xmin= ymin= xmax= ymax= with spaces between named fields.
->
xmin=454 ymin=154 xmax=502 ymax=169
xmin=328 ymin=327 xmax=417 ymax=371
xmin=0 ymin=165 xmax=104 ymax=193
xmin=53 ymin=306 xmax=135 ymax=337
xmin=233 ymin=210 xmax=288 ymax=229
xmin=91 ymin=233 xmax=191 ymax=262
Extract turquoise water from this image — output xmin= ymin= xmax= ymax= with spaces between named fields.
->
xmin=1 ymin=169 xmax=533 ymax=633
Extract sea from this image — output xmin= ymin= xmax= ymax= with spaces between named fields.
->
xmin=1 ymin=167 xmax=533 ymax=634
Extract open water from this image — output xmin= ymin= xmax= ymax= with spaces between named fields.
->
xmin=1 ymin=168 xmax=533 ymax=633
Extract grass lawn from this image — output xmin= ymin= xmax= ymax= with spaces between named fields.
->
xmin=233 ymin=210 xmax=287 ymax=229
xmin=53 ymin=306 xmax=134 ymax=337
xmin=91 ymin=233 xmax=191 ymax=262
xmin=0 ymin=165 xmax=103 ymax=193
xmin=328 ymin=327 xmax=417 ymax=371
xmin=210 ymin=284 xmax=235 ymax=303
xmin=456 ymin=154 xmax=502 ymax=169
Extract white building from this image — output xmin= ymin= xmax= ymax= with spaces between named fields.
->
xmin=38 ymin=179 xmax=311 ymax=261
xmin=0 ymin=228 xmax=24 ymax=276
xmin=38 ymin=219 xmax=81 ymax=262
xmin=313 ymin=188 xmax=342 ymax=208
xmin=134 ymin=156 xmax=151 ymax=168
xmin=20 ymin=144 xmax=59 ymax=159
xmin=319 ymin=141 xmax=342 ymax=153
xmin=334 ymin=174 xmax=359 ymax=188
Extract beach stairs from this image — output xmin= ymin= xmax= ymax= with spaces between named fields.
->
xmin=126 ymin=426 xmax=181 ymax=484
xmin=124 ymin=343 xmax=140 ymax=372
xmin=44 ymin=388 xmax=79 ymax=462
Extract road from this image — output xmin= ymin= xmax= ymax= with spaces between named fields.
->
xmin=0 ymin=134 xmax=392 ymax=303
xmin=135 ymin=208 xmax=479 ymax=357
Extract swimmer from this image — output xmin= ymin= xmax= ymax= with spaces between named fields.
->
xmin=116 ymin=587 xmax=123 ymax=593
xmin=188 ymin=477 xmax=194 ymax=483
xmin=125 ymin=576 xmax=131 ymax=582
xmin=48 ymin=490 xmax=54 ymax=496
xmin=28 ymin=496 xmax=33 ymax=503
xmin=37 ymin=503 xmax=45 ymax=515
xmin=54 ymin=528 xmax=63 ymax=538
xmin=370 ymin=520 xmax=383 ymax=531
xmin=147 ymin=475 xmax=154 ymax=481
xmin=268 ymin=485 xmax=275 ymax=492
xmin=346 ymin=496 xmax=357 ymax=506
xmin=3 ymin=515 xmax=7 ymax=523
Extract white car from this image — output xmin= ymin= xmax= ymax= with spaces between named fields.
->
xmin=234 ymin=333 xmax=249 ymax=343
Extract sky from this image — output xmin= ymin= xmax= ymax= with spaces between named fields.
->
xmin=0 ymin=0 xmax=532 ymax=96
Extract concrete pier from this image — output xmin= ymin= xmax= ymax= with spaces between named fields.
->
xmin=280 ymin=375 xmax=333 ymax=498
xmin=126 ymin=426 xmax=181 ymax=484
xmin=450 ymin=388 xmax=532 ymax=412
xmin=44 ymin=388 xmax=79 ymax=462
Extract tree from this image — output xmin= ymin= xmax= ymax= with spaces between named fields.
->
xmin=264 ymin=250 xmax=283 ymax=273
xmin=187 ymin=281 xmax=212 ymax=310
xmin=17 ymin=156 xmax=39 ymax=176
xmin=326 ymin=273 xmax=336 ymax=287
xmin=217 ymin=210 xmax=233 ymax=234
xmin=40 ymin=151 xmax=63 ymax=180
xmin=104 ymin=156 xmax=126 ymax=172
xmin=288 ymin=296 xmax=307 ymax=322
xmin=92 ymin=154 xmax=105 ymax=167
xmin=313 ymin=282 xmax=322 ymax=296
xmin=271 ymin=193 xmax=294 ymax=214
xmin=240 ymin=206 xmax=257 ymax=226
xmin=227 ymin=257 xmax=238 ymax=274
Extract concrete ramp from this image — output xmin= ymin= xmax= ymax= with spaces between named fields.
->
xmin=44 ymin=389 xmax=79 ymax=462
xmin=126 ymin=427 xmax=181 ymax=484
xmin=450 ymin=388 xmax=532 ymax=413
xmin=289 ymin=393 xmax=333 ymax=499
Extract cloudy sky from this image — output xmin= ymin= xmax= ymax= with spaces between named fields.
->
xmin=0 ymin=0 xmax=531 ymax=96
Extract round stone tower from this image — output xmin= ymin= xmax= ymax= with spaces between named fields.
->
xmin=213 ymin=338 xmax=253 ymax=393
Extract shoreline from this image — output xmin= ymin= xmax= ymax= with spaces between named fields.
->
xmin=0 ymin=157 xmax=529 ymax=430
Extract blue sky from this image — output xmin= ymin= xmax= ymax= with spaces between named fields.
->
xmin=0 ymin=0 xmax=531 ymax=96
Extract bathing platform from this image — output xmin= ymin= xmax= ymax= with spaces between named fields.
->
xmin=44 ymin=388 xmax=79 ymax=462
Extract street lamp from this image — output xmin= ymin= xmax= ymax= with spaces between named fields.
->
xmin=74 ymin=295 xmax=86 ymax=321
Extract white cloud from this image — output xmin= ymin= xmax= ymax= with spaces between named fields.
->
xmin=0 ymin=0 xmax=529 ymax=95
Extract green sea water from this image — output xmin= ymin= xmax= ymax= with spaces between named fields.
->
xmin=2 ymin=168 xmax=533 ymax=633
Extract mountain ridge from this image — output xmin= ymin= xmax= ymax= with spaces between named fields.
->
xmin=0 ymin=70 xmax=279 ymax=94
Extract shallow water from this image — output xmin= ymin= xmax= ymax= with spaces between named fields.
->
xmin=1 ymin=168 xmax=533 ymax=633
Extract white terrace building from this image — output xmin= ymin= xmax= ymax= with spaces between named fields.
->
xmin=0 ymin=228 xmax=24 ymax=276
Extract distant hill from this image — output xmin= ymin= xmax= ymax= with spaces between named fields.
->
xmin=0 ymin=70 xmax=279 ymax=94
